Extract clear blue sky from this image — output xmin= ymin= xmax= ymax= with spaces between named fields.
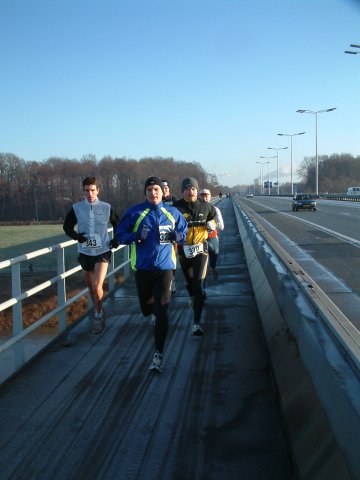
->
xmin=1 ymin=0 xmax=359 ymax=187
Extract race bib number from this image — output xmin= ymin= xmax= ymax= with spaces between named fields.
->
xmin=159 ymin=225 xmax=172 ymax=244
xmin=183 ymin=242 xmax=204 ymax=258
xmin=85 ymin=234 xmax=102 ymax=248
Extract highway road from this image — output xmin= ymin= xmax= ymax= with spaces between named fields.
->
xmin=236 ymin=196 xmax=360 ymax=296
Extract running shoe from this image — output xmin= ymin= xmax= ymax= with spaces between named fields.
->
xmin=92 ymin=310 xmax=105 ymax=334
xmin=149 ymin=350 xmax=163 ymax=372
xmin=191 ymin=323 xmax=204 ymax=336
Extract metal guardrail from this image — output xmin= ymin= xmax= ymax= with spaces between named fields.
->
xmin=232 ymin=198 xmax=360 ymax=478
xmin=233 ymin=199 xmax=360 ymax=370
xmin=0 ymin=228 xmax=131 ymax=371
xmin=319 ymin=194 xmax=360 ymax=202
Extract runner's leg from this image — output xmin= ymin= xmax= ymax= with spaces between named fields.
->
xmin=135 ymin=270 xmax=155 ymax=317
xmin=152 ymin=270 xmax=172 ymax=352
xmin=192 ymin=254 xmax=208 ymax=324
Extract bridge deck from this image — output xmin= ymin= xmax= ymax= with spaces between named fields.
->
xmin=0 ymin=199 xmax=293 ymax=480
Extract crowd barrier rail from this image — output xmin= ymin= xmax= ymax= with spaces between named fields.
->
xmin=0 ymin=228 xmax=130 ymax=378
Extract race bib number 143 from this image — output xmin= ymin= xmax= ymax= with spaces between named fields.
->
xmin=85 ymin=234 xmax=102 ymax=248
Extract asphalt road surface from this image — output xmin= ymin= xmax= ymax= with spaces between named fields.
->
xmin=237 ymin=196 xmax=360 ymax=294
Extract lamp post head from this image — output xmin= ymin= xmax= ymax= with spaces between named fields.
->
xmin=345 ymin=44 xmax=360 ymax=55
xmin=297 ymin=108 xmax=336 ymax=114
xmin=267 ymin=147 xmax=288 ymax=151
xmin=278 ymin=132 xmax=305 ymax=137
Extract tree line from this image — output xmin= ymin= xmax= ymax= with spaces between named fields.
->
xmin=0 ymin=153 xmax=220 ymax=222
xmin=2 ymin=151 xmax=358 ymax=221
xmin=297 ymin=153 xmax=360 ymax=193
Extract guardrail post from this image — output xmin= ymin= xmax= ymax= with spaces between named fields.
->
xmin=57 ymin=248 xmax=67 ymax=332
xmin=11 ymin=263 xmax=24 ymax=368
xmin=108 ymin=254 xmax=115 ymax=292
xmin=108 ymin=232 xmax=115 ymax=293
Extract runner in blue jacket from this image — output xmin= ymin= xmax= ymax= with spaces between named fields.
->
xmin=116 ymin=176 xmax=188 ymax=372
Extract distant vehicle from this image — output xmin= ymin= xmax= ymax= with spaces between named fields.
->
xmin=347 ymin=187 xmax=360 ymax=196
xmin=292 ymin=194 xmax=316 ymax=211
xmin=246 ymin=193 xmax=254 ymax=198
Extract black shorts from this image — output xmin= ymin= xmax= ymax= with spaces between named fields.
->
xmin=78 ymin=251 xmax=111 ymax=272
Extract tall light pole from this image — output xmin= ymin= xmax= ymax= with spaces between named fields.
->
xmin=256 ymin=160 xmax=270 ymax=195
xmin=267 ymin=147 xmax=288 ymax=195
xmin=296 ymin=108 xmax=336 ymax=195
xmin=260 ymin=156 xmax=276 ymax=195
xmin=277 ymin=132 xmax=306 ymax=196
xmin=256 ymin=157 xmax=270 ymax=194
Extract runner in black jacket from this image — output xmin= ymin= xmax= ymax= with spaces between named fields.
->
xmin=174 ymin=177 xmax=216 ymax=335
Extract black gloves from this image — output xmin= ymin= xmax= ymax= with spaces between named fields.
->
xmin=76 ymin=232 xmax=87 ymax=243
xmin=109 ymin=238 xmax=119 ymax=249
xmin=136 ymin=225 xmax=150 ymax=243
xmin=168 ymin=230 xmax=182 ymax=243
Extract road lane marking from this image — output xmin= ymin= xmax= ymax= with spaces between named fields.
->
xmin=248 ymin=199 xmax=360 ymax=248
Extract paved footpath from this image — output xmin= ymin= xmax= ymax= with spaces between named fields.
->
xmin=0 ymin=198 xmax=293 ymax=480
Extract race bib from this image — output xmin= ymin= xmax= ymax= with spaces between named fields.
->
xmin=183 ymin=242 xmax=204 ymax=258
xmin=159 ymin=225 xmax=172 ymax=244
xmin=85 ymin=234 xmax=102 ymax=248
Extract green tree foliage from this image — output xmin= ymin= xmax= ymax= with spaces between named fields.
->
xmin=0 ymin=153 xmax=218 ymax=221
xmin=297 ymin=153 xmax=360 ymax=193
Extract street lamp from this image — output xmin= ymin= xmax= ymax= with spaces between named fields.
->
xmin=256 ymin=159 xmax=270 ymax=195
xmin=277 ymin=132 xmax=305 ymax=196
xmin=345 ymin=43 xmax=360 ymax=55
xmin=296 ymin=108 xmax=336 ymax=195
xmin=267 ymin=147 xmax=288 ymax=195
xmin=260 ymin=156 xmax=276 ymax=195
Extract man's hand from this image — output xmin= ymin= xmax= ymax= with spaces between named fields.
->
xmin=109 ymin=238 xmax=119 ymax=249
xmin=168 ymin=230 xmax=182 ymax=243
xmin=136 ymin=224 xmax=150 ymax=243
xmin=76 ymin=232 xmax=87 ymax=243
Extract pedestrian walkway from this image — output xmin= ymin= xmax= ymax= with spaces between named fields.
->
xmin=0 ymin=199 xmax=293 ymax=480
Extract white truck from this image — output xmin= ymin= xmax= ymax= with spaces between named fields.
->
xmin=347 ymin=187 xmax=360 ymax=196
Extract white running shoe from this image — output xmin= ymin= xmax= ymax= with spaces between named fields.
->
xmin=191 ymin=323 xmax=204 ymax=336
xmin=149 ymin=350 xmax=163 ymax=372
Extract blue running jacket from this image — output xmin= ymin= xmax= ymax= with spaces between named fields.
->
xmin=116 ymin=200 xmax=188 ymax=271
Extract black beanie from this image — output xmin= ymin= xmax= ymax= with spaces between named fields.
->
xmin=181 ymin=177 xmax=199 ymax=193
xmin=144 ymin=176 xmax=164 ymax=194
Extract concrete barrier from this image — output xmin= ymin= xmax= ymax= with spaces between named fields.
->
xmin=233 ymin=200 xmax=360 ymax=480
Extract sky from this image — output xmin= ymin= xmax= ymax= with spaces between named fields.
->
xmin=1 ymin=0 xmax=359 ymax=188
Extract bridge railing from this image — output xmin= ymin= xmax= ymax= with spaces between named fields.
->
xmin=0 ymin=228 xmax=130 ymax=375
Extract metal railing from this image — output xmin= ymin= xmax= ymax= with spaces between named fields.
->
xmin=0 ymin=229 xmax=130 ymax=375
